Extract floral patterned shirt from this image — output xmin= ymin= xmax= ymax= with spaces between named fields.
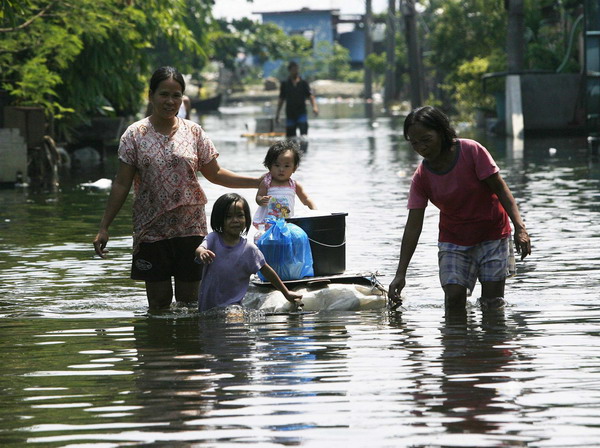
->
xmin=252 ymin=173 xmax=297 ymax=227
xmin=118 ymin=117 xmax=218 ymax=252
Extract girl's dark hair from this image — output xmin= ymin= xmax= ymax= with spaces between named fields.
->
xmin=263 ymin=139 xmax=301 ymax=169
xmin=403 ymin=106 xmax=457 ymax=152
xmin=210 ymin=193 xmax=251 ymax=235
xmin=149 ymin=66 xmax=185 ymax=94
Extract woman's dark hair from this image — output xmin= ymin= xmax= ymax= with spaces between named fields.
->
xmin=263 ymin=139 xmax=301 ymax=169
xmin=288 ymin=61 xmax=299 ymax=71
xmin=210 ymin=193 xmax=251 ymax=235
xmin=403 ymin=106 xmax=457 ymax=152
xmin=149 ymin=66 xmax=185 ymax=94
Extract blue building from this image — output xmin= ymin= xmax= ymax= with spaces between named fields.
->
xmin=256 ymin=8 xmax=366 ymax=77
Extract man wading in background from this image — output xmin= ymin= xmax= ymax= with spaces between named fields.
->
xmin=275 ymin=61 xmax=319 ymax=138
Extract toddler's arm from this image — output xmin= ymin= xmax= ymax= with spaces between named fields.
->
xmin=296 ymin=181 xmax=316 ymax=210
xmin=255 ymin=176 xmax=271 ymax=206
xmin=259 ymin=264 xmax=303 ymax=306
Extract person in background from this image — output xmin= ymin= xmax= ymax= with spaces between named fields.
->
xmin=195 ymin=193 xmax=303 ymax=312
xmin=253 ymin=139 xmax=316 ymax=228
xmin=93 ymin=66 xmax=263 ymax=310
xmin=388 ymin=106 xmax=531 ymax=311
xmin=275 ymin=61 xmax=319 ymax=138
xmin=177 ymin=95 xmax=192 ymax=119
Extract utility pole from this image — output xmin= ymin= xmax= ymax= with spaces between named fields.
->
xmin=402 ymin=0 xmax=423 ymax=109
xmin=364 ymin=0 xmax=373 ymax=101
xmin=506 ymin=0 xmax=525 ymax=72
xmin=384 ymin=0 xmax=397 ymax=109
xmin=505 ymin=0 xmax=525 ymax=137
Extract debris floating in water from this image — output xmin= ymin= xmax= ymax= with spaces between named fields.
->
xmin=80 ymin=178 xmax=112 ymax=190
xmin=243 ymin=282 xmax=387 ymax=313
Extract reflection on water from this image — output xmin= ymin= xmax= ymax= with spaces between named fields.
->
xmin=1 ymin=102 xmax=600 ymax=446
xmin=3 ymin=308 xmax=600 ymax=446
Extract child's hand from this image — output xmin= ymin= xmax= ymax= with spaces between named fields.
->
xmin=257 ymin=195 xmax=272 ymax=206
xmin=195 ymin=247 xmax=215 ymax=264
xmin=285 ymin=291 xmax=303 ymax=308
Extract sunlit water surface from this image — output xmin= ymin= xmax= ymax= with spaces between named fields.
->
xmin=1 ymin=103 xmax=600 ymax=447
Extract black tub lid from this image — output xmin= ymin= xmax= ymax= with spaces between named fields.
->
xmin=286 ymin=212 xmax=348 ymax=221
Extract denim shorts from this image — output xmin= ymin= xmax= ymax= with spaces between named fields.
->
xmin=438 ymin=238 xmax=511 ymax=294
xmin=131 ymin=236 xmax=204 ymax=282
xmin=285 ymin=114 xmax=308 ymax=137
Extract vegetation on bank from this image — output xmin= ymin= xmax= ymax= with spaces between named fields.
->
xmin=1 ymin=0 xmax=214 ymax=136
xmin=0 ymin=0 xmax=585 ymax=137
xmin=367 ymin=0 xmax=584 ymax=120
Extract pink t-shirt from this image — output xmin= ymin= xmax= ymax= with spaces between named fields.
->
xmin=407 ymin=138 xmax=511 ymax=246
xmin=118 ymin=117 xmax=218 ymax=251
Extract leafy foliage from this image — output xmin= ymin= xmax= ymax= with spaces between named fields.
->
xmin=0 ymin=0 xmax=211 ymax=136
xmin=303 ymin=41 xmax=353 ymax=81
xmin=2 ymin=0 xmax=585 ymax=129
xmin=420 ymin=0 xmax=506 ymax=115
xmin=209 ymin=19 xmax=296 ymax=71
xmin=417 ymin=0 xmax=583 ymax=119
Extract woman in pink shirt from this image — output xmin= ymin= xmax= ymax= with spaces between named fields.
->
xmin=93 ymin=66 xmax=262 ymax=310
xmin=388 ymin=106 xmax=531 ymax=311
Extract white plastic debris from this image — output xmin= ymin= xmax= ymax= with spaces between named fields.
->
xmin=242 ymin=282 xmax=387 ymax=313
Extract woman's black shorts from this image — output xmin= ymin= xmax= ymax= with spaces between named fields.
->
xmin=131 ymin=236 xmax=204 ymax=282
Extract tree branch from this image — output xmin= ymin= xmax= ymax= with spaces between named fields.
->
xmin=0 ymin=1 xmax=57 ymax=33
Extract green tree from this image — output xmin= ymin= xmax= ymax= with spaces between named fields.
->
xmin=523 ymin=0 xmax=583 ymax=72
xmin=0 ymin=0 xmax=210 ymax=136
xmin=364 ymin=52 xmax=387 ymax=85
xmin=303 ymin=41 xmax=352 ymax=81
xmin=418 ymin=0 xmax=582 ymax=120
xmin=207 ymin=18 xmax=308 ymax=88
xmin=421 ymin=0 xmax=506 ymax=116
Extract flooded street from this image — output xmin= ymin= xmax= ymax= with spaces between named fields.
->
xmin=1 ymin=103 xmax=600 ymax=447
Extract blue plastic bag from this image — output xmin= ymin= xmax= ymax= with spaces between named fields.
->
xmin=257 ymin=219 xmax=314 ymax=281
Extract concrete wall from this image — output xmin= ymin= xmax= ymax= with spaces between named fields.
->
xmin=585 ymin=0 xmax=600 ymax=135
xmin=3 ymin=106 xmax=45 ymax=147
xmin=0 ymin=128 xmax=27 ymax=184
xmin=521 ymin=73 xmax=585 ymax=134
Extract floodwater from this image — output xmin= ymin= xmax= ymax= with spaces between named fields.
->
xmin=1 ymin=102 xmax=600 ymax=447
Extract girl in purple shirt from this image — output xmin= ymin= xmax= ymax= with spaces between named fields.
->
xmin=195 ymin=193 xmax=303 ymax=312
xmin=388 ymin=106 xmax=531 ymax=311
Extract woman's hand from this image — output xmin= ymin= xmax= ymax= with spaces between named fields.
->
xmin=93 ymin=229 xmax=109 ymax=258
xmin=388 ymin=275 xmax=406 ymax=308
xmin=514 ymin=226 xmax=531 ymax=260
xmin=92 ymin=161 xmax=136 ymax=260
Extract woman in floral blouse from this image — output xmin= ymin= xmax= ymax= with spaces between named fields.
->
xmin=93 ymin=66 xmax=262 ymax=310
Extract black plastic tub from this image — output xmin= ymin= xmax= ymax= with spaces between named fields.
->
xmin=286 ymin=213 xmax=347 ymax=276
